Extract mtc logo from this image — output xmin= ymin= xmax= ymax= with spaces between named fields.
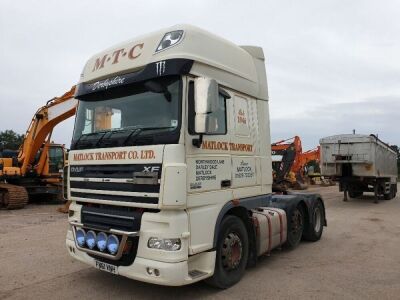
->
xmin=92 ymin=43 xmax=144 ymax=72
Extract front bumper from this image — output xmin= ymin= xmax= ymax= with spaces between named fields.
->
xmin=66 ymin=233 xmax=215 ymax=286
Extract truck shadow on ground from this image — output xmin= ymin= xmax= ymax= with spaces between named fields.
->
xmin=345 ymin=194 xmax=396 ymax=204
xmin=74 ymin=246 xmax=304 ymax=300
xmin=78 ymin=269 xmax=220 ymax=299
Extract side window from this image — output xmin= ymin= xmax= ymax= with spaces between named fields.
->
xmin=188 ymin=80 xmax=227 ymax=135
xmin=82 ymin=109 xmax=93 ymax=134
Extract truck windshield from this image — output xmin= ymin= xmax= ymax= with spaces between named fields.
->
xmin=71 ymin=76 xmax=181 ymax=150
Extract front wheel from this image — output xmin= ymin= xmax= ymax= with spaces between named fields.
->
xmin=206 ymin=215 xmax=249 ymax=289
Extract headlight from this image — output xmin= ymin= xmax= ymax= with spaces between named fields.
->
xmin=86 ymin=230 xmax=97 ymax=249
xmin=96 ymin=232 xmax=108 ymax=252
xmin=155 ymin=30 xmax=184 ymax=53
xmin=148 ymin=237 xmax=181 ymax=251
xmin=76 ymin=228 xmax=86 ymax=247
xmin=107 ymin=234 xmax=120 ymax=255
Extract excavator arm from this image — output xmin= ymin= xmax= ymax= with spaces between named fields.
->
xmin=18 ymin=86 xmax=77 ymax=176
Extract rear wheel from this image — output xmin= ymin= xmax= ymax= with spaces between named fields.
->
xmin=285 ymin=205 xmax=304 ymax=249
xmin=303 ymin=200 xmax=324 ymax=241
xmin=206 ymin=215 xmax=249 ymax=289
xmin=384 ymin=185 xmax=396 ymax=200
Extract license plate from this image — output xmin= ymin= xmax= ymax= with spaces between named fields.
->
xmin=95 ymin=260 xmax=118 ymax=275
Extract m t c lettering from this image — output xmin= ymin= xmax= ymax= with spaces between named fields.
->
xmin=112 ymin=48 xmax=125 ymax=64
xmin=92 ymin=54 xmax=108 ymax=72
xmin=128 ymin=43 xmax=144 ymax=60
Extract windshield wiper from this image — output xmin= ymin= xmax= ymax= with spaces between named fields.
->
xmin=123 ymin=128 xmax=142 ymax=145
xmin=74 ymin=130 xmax=110 ymax=149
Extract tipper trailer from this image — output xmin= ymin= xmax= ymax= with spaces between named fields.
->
xmin=65 ymin=25 xmax=326 ymax=288
xmin=320 ymin=134 xmax=397 ymax=203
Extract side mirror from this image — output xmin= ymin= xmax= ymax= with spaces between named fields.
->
xmin=194 ymin=77 xmax=219 ymax=134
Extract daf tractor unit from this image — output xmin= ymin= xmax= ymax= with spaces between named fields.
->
xmin=65 ymin=25 xmax=326 ymax=288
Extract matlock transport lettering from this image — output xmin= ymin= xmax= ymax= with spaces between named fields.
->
xmin=201 ymin=141 xmax=253 ymax=152
xmin=73 ymin=150 xmax=155 ymax=161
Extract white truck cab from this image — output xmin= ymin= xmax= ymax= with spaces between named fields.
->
xmin=66 ymin=24 xmax=326 ymax=288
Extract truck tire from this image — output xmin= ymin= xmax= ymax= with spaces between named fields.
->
xmin=285 ymin=205 xmax=304 ymax=249
xmin=206 ymin=215 xmax=249 ymax=289
xmin=303 ymin=200 xmax=324 ymax=241
xmin=384 ymin=185 xmax=396 ymax=200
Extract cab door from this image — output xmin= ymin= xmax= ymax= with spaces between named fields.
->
xmin=185 ymin=80 xmax=232 ymax=196
xmin=185 ymin=78 xmax=233 ymax=254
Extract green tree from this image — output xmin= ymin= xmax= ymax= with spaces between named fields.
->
xmin=0 ymin=130 xmax=24 ymax=150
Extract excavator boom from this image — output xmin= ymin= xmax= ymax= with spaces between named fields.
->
xmin=18 ymin=87 xmax=77 ymax=176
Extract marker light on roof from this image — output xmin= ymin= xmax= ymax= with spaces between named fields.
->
xmin=155 ymin=30 xmax=184 ymax=53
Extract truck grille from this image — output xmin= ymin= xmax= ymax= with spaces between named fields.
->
xmin=70 ymin=164 xmax=161 ymax=205
xmin=81 ymin=206 xmax=142 ymax=231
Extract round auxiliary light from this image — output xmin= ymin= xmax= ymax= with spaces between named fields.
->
xmin=76 ymin=228 xmax=86 ymax=247
xmin=96 ymin=232 xmax=108 ymax=252
xmin=86 ymin=230 xmax=97 ymax=249
xmin=107 ymin=234 xmax=120 ymax=255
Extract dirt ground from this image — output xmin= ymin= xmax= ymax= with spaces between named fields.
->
xmin=1 ymin=184 xmax=400 ymax=300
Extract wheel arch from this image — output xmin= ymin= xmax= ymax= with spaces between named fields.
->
xmin=212 ymin=196 xmax=271 ymax=267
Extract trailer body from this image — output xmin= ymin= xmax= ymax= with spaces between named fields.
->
xmin=320 ymin=134 xmax=397 ymax=200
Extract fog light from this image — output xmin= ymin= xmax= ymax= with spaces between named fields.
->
xmin=96 ymin=232 xmax=108 ymax=252
xmin=148 ymin=237 xmax=181 ymax=251
xmin=76 ymin=228 xmax=86 ymax=247
xmin=86 ymin=230 xmax=97 ymax=249
xmin=107 ymin=234 xmax=119 ymax=255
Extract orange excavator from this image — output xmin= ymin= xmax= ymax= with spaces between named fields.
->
xmin=0 ymin=87 xmax=77 ymax=209
xmin=271 ymin=136 xmax=321 ymax=190
xmin=300 ymin=146 xmax=320 ymax=173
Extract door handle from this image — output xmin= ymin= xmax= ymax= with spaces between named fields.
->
xmin=221 ymin=180 xmax=231 ymax=187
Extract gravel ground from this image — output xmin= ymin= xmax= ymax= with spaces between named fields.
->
xmin=1 ymin=184 xmax=400 ymax=300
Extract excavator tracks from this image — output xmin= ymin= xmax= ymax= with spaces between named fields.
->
xmin=0 ymin=183 xmax=29 ymax=209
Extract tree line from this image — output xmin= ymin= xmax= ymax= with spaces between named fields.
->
xmin=0 ymin=130 xmax=24 ymax=150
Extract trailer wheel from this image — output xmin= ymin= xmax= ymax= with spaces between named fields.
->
xmin=303 ymin=200 xmax=324 ymax=241
xmin=285 ymin=205 xmax=304 ymax=249
xmin=384 ymin=185 xmax=396 ymax=200
xmin=206 ymin=215 xmax=249 ymax=289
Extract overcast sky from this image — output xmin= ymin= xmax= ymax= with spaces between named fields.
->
xmin=1 ymin=0 xmax=399 ymax=150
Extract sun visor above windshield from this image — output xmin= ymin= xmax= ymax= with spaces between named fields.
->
xmin=75 ymin=59 xmax=193 ymax=99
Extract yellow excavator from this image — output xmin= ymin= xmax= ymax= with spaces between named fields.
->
xmin=0 ymin=87 xmax=77 ymax=209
